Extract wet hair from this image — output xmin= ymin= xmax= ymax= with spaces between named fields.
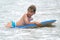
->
xmin=28 ymin=5 xmax=36 ymax=13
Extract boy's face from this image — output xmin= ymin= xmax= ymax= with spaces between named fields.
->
xmin=28 ymin=10 xmax=35 ymax=16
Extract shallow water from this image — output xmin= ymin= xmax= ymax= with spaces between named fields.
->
xmin=0 ymin=0 xmax=60 ymax=40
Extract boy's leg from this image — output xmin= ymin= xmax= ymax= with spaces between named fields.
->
xmin=6 ymin=22 xmax=12 ymax=28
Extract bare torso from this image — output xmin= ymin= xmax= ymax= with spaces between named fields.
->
xmin=16 ymin=14 xmax=32 ymax=26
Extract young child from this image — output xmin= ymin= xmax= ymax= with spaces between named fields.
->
xmin=6 ymin=5 xmax=42 ymax=28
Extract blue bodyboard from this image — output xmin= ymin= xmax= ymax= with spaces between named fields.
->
xmin=13 ymin=20 xmax=56 ymax=28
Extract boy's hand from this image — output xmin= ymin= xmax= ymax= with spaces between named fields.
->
xmin=34 ymin=22 xmax=42 ymax=27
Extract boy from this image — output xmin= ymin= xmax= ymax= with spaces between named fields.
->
xmin=6 ymin=5 xmax=42 ymax=28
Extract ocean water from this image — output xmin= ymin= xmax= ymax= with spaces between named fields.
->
xmin=0 ymin=0 xmax=60 ymax=40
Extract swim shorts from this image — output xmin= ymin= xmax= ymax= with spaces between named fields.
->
xmin=11 ymin=21 xmax=16 ymax=28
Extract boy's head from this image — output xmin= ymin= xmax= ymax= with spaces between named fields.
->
xmin=27 ymin=5 xmax=36 ymax=16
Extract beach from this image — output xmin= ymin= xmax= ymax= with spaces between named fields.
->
xmin=0 ymin=0 xmax=60 ymax=40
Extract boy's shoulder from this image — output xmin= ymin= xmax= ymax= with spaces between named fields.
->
xmin=23 ymin=13 xmax=27 ymax=17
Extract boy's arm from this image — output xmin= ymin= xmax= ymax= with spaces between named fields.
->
xmin=23 ymin=14 xmax=42 ymax=27
xmin=23 ymin=14 xmax=35 ymax=24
